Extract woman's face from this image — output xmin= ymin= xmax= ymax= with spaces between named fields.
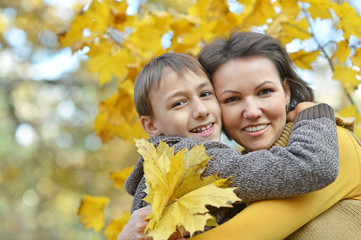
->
xmin=213 ymin=55 xmax=290 ymax=151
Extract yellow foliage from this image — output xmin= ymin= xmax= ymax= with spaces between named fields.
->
xmin=78 ymin=194 xmax=110 ymax=232
xmin=278 ymin=17 xmax=310 ymax=45
xmin=104 ymin=212 xmax=131 ymax=240
xmin=0 ymin=12 xmax=10 ymax=33
xmin=338 ymin=106 xmax=361 ymax=124
xmin=109 ymin=166 xmax=135 ymax=188
xmin=243 ymin=0 xmax=276 ymax=26
xmin=338 ymin=106 xmax=361 ymax=139
xmin=276 ymin=0 xmax=300 ymax=18
xmin=135 ymin=139 xmax=241 ymax=239
xmin=331 ymin=1 xmax=361 ymax=39
xmin=94 ymin=88 xmax=148 ymax=143
xmin=334 ymin=40 xmax=351 ymax=64
xmin=333 ymin=65 xmax=360 ymax=93
xmin=351 ymin=48 xmax=361 ymax=68
xmin=290 ymin=50 xmax=319 ymax=69
xmin=304 ymin=0 xmax=331 ymax=19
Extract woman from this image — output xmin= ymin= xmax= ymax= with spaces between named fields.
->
xmin=187 ymin=31 xmax=361 ymax=239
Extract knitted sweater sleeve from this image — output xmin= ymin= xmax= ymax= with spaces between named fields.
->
xmin=203 ymin=103 xmax=339 ymax=202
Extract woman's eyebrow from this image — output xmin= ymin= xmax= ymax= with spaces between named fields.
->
xmin=218 ymin=90 xmax=240 ymax=97
xmin=255 ymin=81 xmax=276 ymax=90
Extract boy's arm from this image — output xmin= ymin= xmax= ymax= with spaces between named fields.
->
xmin=203 ymin=103 xmax=339 ymax=202
xmin=189 ymin=126 xmax=361 ymax=240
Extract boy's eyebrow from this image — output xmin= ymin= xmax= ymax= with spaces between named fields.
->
xmin=165 ymin=80 xmax=212 ymax=100
xmin=198 ymin=81 xmax=211 ymax=89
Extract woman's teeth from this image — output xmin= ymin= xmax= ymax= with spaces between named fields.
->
xmin=244 ymin=124 xmax=268 ymax=132
xmin=191 ymin=123 xmax=213 ymax=133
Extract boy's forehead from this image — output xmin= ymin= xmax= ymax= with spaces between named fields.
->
xmin=152 ymin=68 xmax=210 ymax=92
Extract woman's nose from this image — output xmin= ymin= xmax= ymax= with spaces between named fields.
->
xmin=242 ymin=100 xmax=262 ymax=119
xmin=192 ymin=100 xmax=209 ymax=119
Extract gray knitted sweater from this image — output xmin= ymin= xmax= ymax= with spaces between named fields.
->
xmin=125 ymin=103 xmax=339 ymax=227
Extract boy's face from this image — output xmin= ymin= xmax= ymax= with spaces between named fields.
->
xmin=143 ymin=70 xmax=222 ymax=142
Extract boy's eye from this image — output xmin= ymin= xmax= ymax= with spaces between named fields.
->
xmin=171 ymin=101 xmax=185 ymax=108
xmin=200 ymin=91 xmax=212 ymax=98
xmin=224 ymin=96 xmax=239 ymax=103
xmin=258 ymin=89 xmax=273 ymax=96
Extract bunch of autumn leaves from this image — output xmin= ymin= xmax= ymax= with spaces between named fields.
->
xmin=136 ymin=139 xmax=241 ymax=240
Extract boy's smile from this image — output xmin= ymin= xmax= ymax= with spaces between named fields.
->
xmin=147 ymin=69 xmax=222 ymax=142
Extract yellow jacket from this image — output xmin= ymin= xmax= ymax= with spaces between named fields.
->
xmin=190 ymin=126 xmax=361 ymax=240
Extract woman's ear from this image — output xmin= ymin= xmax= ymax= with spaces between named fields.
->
xmin=283 ymin=78 xmax=291 ymax=104
xmin=140 ymin=115 xmax=162 ymax=136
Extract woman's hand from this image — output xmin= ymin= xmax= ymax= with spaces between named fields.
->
xmin=287 ymin=102 xmax=316 ymax=122
xmin=117 ymin=206 xmax=152 ymax=240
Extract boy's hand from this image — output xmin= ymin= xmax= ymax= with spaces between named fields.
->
xmin=117 ymin=206 xmax=152 ymax=240
xmin=287 ymin=102 xmax=316 ymax=122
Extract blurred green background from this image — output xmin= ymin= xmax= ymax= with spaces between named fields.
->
xmin=0 ymin=0 xmax=139 ymax=239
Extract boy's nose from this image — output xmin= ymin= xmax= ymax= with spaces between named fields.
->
xmin=192 ymin=101 xmax=209 ymax=119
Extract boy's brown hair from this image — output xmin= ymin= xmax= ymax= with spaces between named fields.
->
xmin=134 ymin=53 xmax=208 ymax=117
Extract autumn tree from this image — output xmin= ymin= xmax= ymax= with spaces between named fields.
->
xmin=60 ymin=0 xmax=361 ymax=238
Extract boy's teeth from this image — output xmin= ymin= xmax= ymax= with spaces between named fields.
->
xmin=191 ymin=123 xmax=213 ymax=133
xmin=244 ymin=124 xmax=268 ymax=132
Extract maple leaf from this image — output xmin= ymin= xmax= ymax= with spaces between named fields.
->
xmin=77 ymin=194 xmax=110 ymax=232
xmin=277 ymin=0 xmax=300 ymax=18
xmin=351 ymin=48 xmax=361 ymax=68
xmin=333 ymin=65 xmax=360 ymax=93
xmin=135 ymin=139 xmax=241 ymax=239
xmin=290 ymin=50 xmax=319 ymax=69
xmin=331 ymin=1 xmax=361 ymax=39
xmin=304 ymin=0 xmax=331 ymax=19
xmin=104 ymin=212 xmax=131 ymax=240
xmin=333 ymin=40 xmax=350 ymax=64
xmin=109 ymin=166 xmax=135 ymax=188
xmin=243 ymin=0 xmax=276 ymax=26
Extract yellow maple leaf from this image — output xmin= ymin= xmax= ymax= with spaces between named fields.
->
xmin=290 ymin=50 xmax=319 ymax=69
xmin=77 ymin=194 xmax=110 ymax=232
xmin=109 ymin=166 xmax=135 ymax=188
xmin=333 ymin=40 xmax=350 ymax=64
xmin=266 ymin=13 xmax=289 ymax=38
xmin=338 ymin=105 xmax=361 ymax=123
xmin=187 ymin=0 xmax=211 ymax=20
xmin=331 ymin=1 xmax=361 ymax=39
xmin=87 ymin=41 xmax=135 ymax=86
xmin=333 ymin=65 xmax=360 ymax=93
xmin=94 ymin=85 xmax=148 ymax=143
xmin=243 ymin=0 xmax=276 ymax=26
xmin=351 ymin=48 xmax=361 ymax=68
xmin=135 ymin=139 xmax=241 ymax=239
xmin=104 ymin=212 xmax=131 ymax=240
xmin=303 ymin=0 xmax=331 ymax=19
xmin=277 ymin=0 xmax=300 ymax=18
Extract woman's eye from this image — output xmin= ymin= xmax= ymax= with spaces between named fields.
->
xmin=258 ymin=89 xmax=273 ymax=96
xmin=172 ymin=101 xmax=185 ymax=108
xmin=224 ymin=97 xmax=239 ymax=103
xmin=200 ymin=91 xmax=212 ymax=98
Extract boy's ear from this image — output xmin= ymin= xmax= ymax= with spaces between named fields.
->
xmin=140 ymin=115 xmax=162 ymax=136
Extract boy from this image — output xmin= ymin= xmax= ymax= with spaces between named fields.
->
xmin=124 ymin=53 xmax=338 ymax=235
